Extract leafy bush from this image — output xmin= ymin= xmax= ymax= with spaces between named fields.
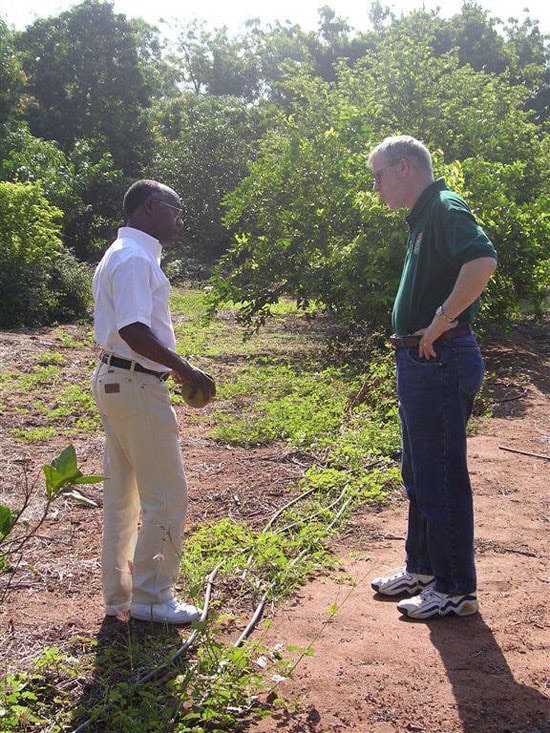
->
xmin=0 ymin=181 xmax=91 ymax=327
xmin=48 ymin=249 xmax=92 ymax=323
xmin=0 ymin=181 xmax=63 ymax=327
xmin=0 ymin=126 xmax=123 ymax=261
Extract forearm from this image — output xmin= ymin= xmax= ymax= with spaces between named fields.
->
xmin=118 ymin=321 xmax=216 ymax=398
xmin=440 ymin=257 xmax=498 ymax=321
xmin=118 ymin=322 xmax=193 ymax=376
xmin=415 ymin=256 xmax=497 ymax=358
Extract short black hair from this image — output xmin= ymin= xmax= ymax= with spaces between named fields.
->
xmin=123 ymin=179 xmax=167 ymax=216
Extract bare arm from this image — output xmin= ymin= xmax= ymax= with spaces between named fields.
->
xmin=416 ymin=257 xmax=497 ymax=359
xmin=119 ymin=322 xmax=216 ymax=396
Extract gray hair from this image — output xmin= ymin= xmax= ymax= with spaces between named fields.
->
xmin=368 ymin=135 xmax=433 ymax=176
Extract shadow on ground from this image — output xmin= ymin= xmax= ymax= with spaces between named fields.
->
xmin=427 ymin=613 xmax=550 ymax=733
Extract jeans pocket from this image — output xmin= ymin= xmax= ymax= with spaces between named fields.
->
xmin=405 ymin=348 xmax=444 ymax=367
xmin=93 ymin=367 xmax=139 ymax=419
xmin=456 ymin=346 xmax=484 ymax=397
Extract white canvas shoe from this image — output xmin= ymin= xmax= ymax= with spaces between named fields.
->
xmin=130 ymin=597 xmax=202 ymax=624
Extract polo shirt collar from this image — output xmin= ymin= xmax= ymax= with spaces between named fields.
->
xmin=406 ymin=178 xmax=447 ymax=223
xmin=118 ymin=226 xmax=162 ymax=259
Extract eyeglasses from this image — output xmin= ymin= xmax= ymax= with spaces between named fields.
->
xmin=159 ymin=201 xmax=183 ymax=215
xmin=372 ymin=159 xmax=400 ymax=184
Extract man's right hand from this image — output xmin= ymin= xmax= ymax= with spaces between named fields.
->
xmin=173 ymin=364 xmax=216 ymax=402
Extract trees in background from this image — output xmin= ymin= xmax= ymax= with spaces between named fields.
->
xmin=214 ymin=23 xmax=549 ymax=328
xmin=147 ymin=93 xmax=264 ymax=270
xmin=15 ymin=0 xmax=156 ymax=174
xmin=0 ymin=1 xmax=547 ymax=328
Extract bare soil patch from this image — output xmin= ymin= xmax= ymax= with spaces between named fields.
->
xmin=0 ymin=320 xmax=549 ymax=732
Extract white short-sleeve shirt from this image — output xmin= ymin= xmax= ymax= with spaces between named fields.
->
xmin=93 ymin=227 xmax=176 ymax=371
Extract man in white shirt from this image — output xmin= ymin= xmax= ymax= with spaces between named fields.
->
xmin=92 ymin=179 xmax=216 ymax=624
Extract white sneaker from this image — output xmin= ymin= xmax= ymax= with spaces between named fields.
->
xmin=130 ymin=597 xmax=202 ymax=624
xmin=397 ymin=588 xmax=479 ymax=619
xmin=371 ymin=566 xmax=434 ymax=596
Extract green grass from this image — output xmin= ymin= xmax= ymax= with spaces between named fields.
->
xmin=11 ymin=426 xmax=57 ymax=443
xmin=1 ymin=352 xmax=101 ymax=440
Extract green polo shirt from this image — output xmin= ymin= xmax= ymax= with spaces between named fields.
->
xmin=391 ymin=179 xmax=497 ymax=335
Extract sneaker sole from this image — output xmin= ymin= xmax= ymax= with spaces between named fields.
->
xmin=399 ymin=595 xmax=479 ymax=619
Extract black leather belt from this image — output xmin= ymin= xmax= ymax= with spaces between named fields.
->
xmin=100 ymin=353 xmax=170 ymax=380
xmin=390 ymin=323 xmax=472 ymax=349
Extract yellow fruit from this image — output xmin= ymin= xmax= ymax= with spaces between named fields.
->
xmin=180 ymin=383 xmax=209 ymax=408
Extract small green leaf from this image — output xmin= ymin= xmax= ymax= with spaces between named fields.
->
xmin=72 ymin=475 xmax=104 ymax=485
xmin=0 ymin=504 xmax=15 ymax=540
xmin=50 ymin=444 xmax=80 ymax=479
xmin=43 ymin=445 xmax=103 ymax=498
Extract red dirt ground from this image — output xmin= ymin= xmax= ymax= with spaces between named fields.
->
xmin=0 ymin=320 xmax=549 ymax=732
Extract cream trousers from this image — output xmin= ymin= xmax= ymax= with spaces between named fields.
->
xmin=92 ymin=362 xmax=187 ymax=614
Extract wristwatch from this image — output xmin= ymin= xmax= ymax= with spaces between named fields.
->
xmin=435 ymin=305 xmax=455 ymax=323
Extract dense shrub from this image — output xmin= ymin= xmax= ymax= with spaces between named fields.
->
xmin=0 ymin=181 xmax=91 ymax=327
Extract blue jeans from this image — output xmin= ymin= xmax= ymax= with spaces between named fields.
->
xmin=395 ymin=333 xmax=484 ymax=595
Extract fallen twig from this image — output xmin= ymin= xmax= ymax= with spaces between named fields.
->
xmin=499 ymin=445 xmax=550 ymax=461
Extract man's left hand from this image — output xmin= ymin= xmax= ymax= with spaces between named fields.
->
xmin=414 ymin=318 xmax=458 ymax=359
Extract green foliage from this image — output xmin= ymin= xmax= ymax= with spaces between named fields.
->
xmin=212 ymin=364 xmax=355 ymax=447
xmin=1 ymin=2 xmax=547 ymax=324
xmin=16 ymin=0 xmax=155 ymax=174
xmin=210 ymin=347 xmax=401 ymax=502
xmin=0 ymin=506 xmax=14 ymax=543
xmin=0 ymin=181 xmax=62 ymax=327
xmin=1 ymin=352 xmax=101 ymax=438
xmin=11 ymin=426 xmax=57 ymax=443
xmin=0 ymin=20 xmax=25 ymax=126
xmin=0 ymin=647 xmax=82 ymax=731
xmin=0 ymin=179 xmax=92 ymax=328
xmin=149 ymin=92 xmax=265 ymax=265
xmin=0 ymin=446 xmax=101 ymax=593
xmin=462 ymin=157 xmax=550 ymax=320
xmin=212 ymin=30 xmax=548 ymax=330
xmin=42 ymin=444 xmax=102 ymax=505
xmin=0 ymin=124 xmax=124 ymax=261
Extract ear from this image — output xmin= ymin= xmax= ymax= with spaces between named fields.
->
xmin=397 ymin=157 xmax=412 ymax=177
xmin=142 ymin=195 xmax=157 ymax=215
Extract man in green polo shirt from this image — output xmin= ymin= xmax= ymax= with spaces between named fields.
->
xmin=367 ymin=135 xmax=497 ymax=619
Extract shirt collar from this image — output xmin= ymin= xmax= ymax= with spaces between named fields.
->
xmin=118 ymin=226 xmax=162 ymax=260
xmin=406 ymin=178 xmax=447 ymax=224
